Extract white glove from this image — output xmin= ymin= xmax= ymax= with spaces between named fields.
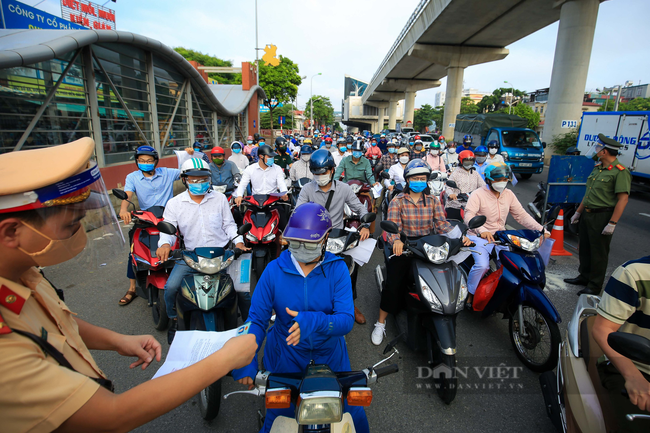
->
xmin=601 ymin=223 xmax=616 ymax=236
xmin=570 ymin=212 xmax=581 ymax=224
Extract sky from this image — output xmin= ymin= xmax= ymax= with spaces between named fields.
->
xmin=31 ymin=0 xmax=650 ymax=110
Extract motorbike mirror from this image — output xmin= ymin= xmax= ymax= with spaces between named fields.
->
xmin=380 ymin=220 xmax=399 ymax=234
xmin=607 ymin=332 xmax=650 ymax=365
xmin=380 ymin=171 xmax=391 ymax=180
xmin=467 ymin=215 xmax=487 ymax=230
xmin=446 ymin=180 xmax=458 ymax=189
xmin=548 ymin=206 xmax=561 ymax=222
xmin=238 ymin=223 xmax=252 ymax=235
xmin=383 ymin=333 xmax=406 ymax=354
xmin=157 ymin=221 xmax=177 ymax=235
xmin=542 ymin=142 xmax=547 ymax=149
xmin=429 ymin=172 xmax=438 ymax=181
xmin=527 ymin=203 xmax=542 ymax=220
xmin=361 ymin=212 xmax=376 ymax=224
xmin=112 ymin=189 xmax=128 ymax=200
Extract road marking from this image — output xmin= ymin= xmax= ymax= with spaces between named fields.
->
xmin=640 ymin=213 xmax=650 ymax=218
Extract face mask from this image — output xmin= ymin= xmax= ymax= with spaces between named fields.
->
xmin=388 ymin=148 xmax=396 ymax=154
xmin=448 ymin=147 xmax=456 ymax=154
xmin=409 ymin=142 xmax=414 ymax=146
xmin=247 ymin=140 xmax=253 ymax=144
xmin=278 ymin=146 xmax=286 ymax=153
xmin=193 ymin=148 xmax=201 ymax=152
xmin=233 ymin=148 xmax=242 ymax=154
xmin=289 ymin=242 xmax=322 ymax=264
xmin=489 ymin=148 xmax=498 ymax=155
xmin=430 ymin=149 xmax=439 ymax=155
xmin=409 ymin=180 xmax=427 ymax=193
xmin=18 ymin=222 xmax=87 ymax=267
xmin=339 ymin=147 xmax=347 ymax=153
xmin=188 ymin=181 xmax=210 ymax=196
xmin=371 ymin=142 xmax=377 ymax=147
xmin=212 ymin=158 xmax=224 ymax=165
xmin=315 ymin=173 xmax=331 ymax=186
xmin=326 ymin=143 xmax=332 ymax=148
xmin=491 ymin=181 xmax=508 ymax=193
xmin=399 ymin=156 xmax=410 ymax=164
xmin=463 ymin=162 xmax=474 ymax=170
xmin=265 ymin=157 xmax=274 ymax=167
xmin=301 ymin=155 xmax=310 ymax=162
xmin=415 ymin=146 xmax=422 ymax=151
xmin=476 ymin=156 xmax=487 ymax=164
xmin=352 ymin=151 xmax=362 ymax=159
xmin=138 ymin=163 xmax=155 ymax=172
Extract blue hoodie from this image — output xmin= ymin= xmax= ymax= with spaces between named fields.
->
xmin=233 ymin=250 xmax=367 ymax=432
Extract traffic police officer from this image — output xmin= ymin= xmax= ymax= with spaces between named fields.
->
xmin=0 ymin=138 xmax=255 ymax=432
xmin=564 ymin=134 xmax=632 ymax=295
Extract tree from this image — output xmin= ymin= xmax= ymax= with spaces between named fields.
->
xmin=460 ymin=97 xmax=479 ymax=114
xmin=173 ymin=47 xmax=241 ymax=84
xmin=258 ymin=55 xmax=302 ymax=133
xmin=598 ymin=97 xmax=650 ymax=112
xmin=304 ymin=96 xmax=335 ymax=128
xmin=496 ymin=103 xmax=541 ymax=129
xmin=260 ymin=103 xmax=297 ymax=129
xmin=413 ymin=104 xmax=436 ymax=132
xmin=477 ymin=87 xmax=526 ymax=113
xmin=549 ymin=128 xmax=578 ymax=155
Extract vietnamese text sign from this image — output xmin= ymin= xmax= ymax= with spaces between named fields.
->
xmin=61 ymin=0 xmax=115 ymax=30
xmin=0 ymin=0 xmax=85 ymax=29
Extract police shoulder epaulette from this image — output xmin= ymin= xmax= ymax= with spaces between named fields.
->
xmin=616 ymin=164 xmax=625 ymax=171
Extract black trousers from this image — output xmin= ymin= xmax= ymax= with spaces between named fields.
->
xmin=380 ymin=255 xmax=413 ymax=315
xmin=578 ymin=211 xmax=614 ymax=292
xmin=445 ymin=207 xmax=463 ymax=221
xmin=598 ymin=361 xmax=650 ymax=433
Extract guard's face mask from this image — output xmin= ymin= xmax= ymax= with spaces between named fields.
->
xmin=585 ymin=143 xmax=604 ymax=159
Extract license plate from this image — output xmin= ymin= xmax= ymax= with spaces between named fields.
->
xmin=520 ymin=163 xmax=532 ymax=167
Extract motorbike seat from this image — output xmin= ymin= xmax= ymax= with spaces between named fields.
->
xmin=144 ymin=206 xmax=165 ymax=219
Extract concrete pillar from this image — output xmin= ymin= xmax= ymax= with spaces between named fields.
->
xmin=403 ymin=91 xmax=416 ymax=125
xmin=377 ymin=106 xmax=386 ymax=133
xmin=388 ymin=100 xmax=398 ymax=130
xmin=544 ymin=0 xmax=599 ymax=149
xmin=442 ymin=66 xmax=464 ymax=139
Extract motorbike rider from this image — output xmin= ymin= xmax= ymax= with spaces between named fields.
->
xmin=323 ymin=136 xmax=334 ymax=153
xmin=274 ymin=137 xmax=293 ymax=169
xmin=592 ymin=255 xmax=650 ymax=431
xmin=378 ymin=133 xmax=389 ymax=152
xmin=380 ymin=141 xmax=398 ymax=172
xmin=445 ymin=150 xmax=485 ymax=220
xmin=365 ymin=137 xmax=383 ymax=160
xmin=386 ymin=147 xmax=411 ymax=190
xmin=250 ymin=137 xmax=267 ymax=163
xmin=233 ymin=203 xmax=369 ymax=433
xmin=485 ymin=140 xmax=504 ymax=165
xmin=463 ymin=162 xmax=549 ymax=309
xmin=207 ymin=146 xmax=240 ymax=189
xmin=473 ymin=145 xmax=490 ymax=180
xmin=333 ymin=137 xmax=350 ymax=167
xmin=333 ymin=141 xmax=379 ymax=187
xmin=456 ymin=135 xmax=474 ymax=154
xmin=444 ymin=141 xmax=460 ymax=168
xmin=296 ymin=149 xmax=371 ymax=324
xmin=425 ymin=141 xmax=447 ymax=173
xmin=372 ymin=160 xmax=471 ymax=345
xmin=228 ymin=141 xmax=249 ymax=172
xmin=289 ymin=145 xmax=314 ymax=181
xmin=410 ymin=138 xmax=426 ymax=160
xmin=244 ymin=135 xmax=255 ymax=160
xmin=0 ymin=139 xmax=256 ymax=432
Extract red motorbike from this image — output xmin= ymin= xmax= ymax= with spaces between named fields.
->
xmin=240 ymin=193 xmax=288 ymax=285
xmin=344 ymin=179 xmax=374 ymax=230
xmin=113 ymin=189 xmax=178 ymax=330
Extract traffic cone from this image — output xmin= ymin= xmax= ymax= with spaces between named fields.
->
xmin=550 ymin=209 xmax=572 ymax=256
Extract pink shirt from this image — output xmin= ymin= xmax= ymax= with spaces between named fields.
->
xmin=464 ymin=186 xmax=543 ymax=235
xmin=425 ymin=154 xmax=447 ymax=172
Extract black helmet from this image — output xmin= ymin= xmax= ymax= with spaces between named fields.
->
xmin=309 ymin=149 xmax=335 ymax=174
xmin=258 ymin=145 xmax=277 ymax=158
xmin=275 ymin=137 xmax=287 ymax=148
xmin=350 ymin=141 xmax=364 ymax=152
xmin=566 ymin=146 xmax=580 ymax=155
xmin=253 ymin=133 xmax=261 ymax=142
xmin=346 ymin=136 xmax=354 ymax=144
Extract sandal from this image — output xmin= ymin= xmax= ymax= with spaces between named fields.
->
xmin=118 ymin=289 xmax=137 ymax=306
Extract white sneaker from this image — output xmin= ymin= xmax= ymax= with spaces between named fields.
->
xmin=371 ymin=322 xmax=386 ymax=346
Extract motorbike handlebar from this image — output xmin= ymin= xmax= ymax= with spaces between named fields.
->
xmin=374 ymin=364 xmax=399 ymax=379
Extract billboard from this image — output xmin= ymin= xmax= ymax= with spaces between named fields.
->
xmin=0 ymin=0 xmax=85 ymax=29
xmin=61 ymin=0 xmax=115 ymax=30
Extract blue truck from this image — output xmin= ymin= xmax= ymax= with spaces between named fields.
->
xmin=453 ymin=114 xmax=546 ymax=179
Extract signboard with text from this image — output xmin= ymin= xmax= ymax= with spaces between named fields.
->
xmin=60 ymin=0 xmax=115 ymax=30
xmin=0 ymin=0 xmax=85 ymax=29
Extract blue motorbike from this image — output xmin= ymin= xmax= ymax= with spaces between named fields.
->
xmin=460 ymin=229 xmax=561 ymax=372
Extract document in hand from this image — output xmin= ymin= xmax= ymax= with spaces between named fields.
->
xmin=152 ymin=322 xmax=251 ymax=379
xmin=342 ymin=237 xmax=377 ymax=266
xmin=371 ymin=183 xmax=383 ymax=199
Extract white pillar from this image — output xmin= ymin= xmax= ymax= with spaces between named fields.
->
xmin=388 ymin=100 xmax=398 ymax=130
xmin=403 ymin=91 xmax=416 ymax=125
xmin=376 ymin=106 xmax=385 ymax=133
xmin=544 ymin=0 xmax=599 ymax=148
xmin=442 ymin=66 xmax=464 ymax=140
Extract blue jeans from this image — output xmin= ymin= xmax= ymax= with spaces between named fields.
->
xmin=467 ymin=236 xmax=508 ymax=295
xmin=164 ymin=261 xmax=194 ymax=319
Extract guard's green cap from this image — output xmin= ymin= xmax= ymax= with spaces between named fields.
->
xmin=597 ymin=133 xmax=623 ymax=149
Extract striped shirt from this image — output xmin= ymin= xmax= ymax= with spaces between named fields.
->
xmin=386 ymin=192 xmax=452 ymax=245
xmin=445 ymin=166 xmax=486 ymax=209
xmin=598 ymin=255 xmax=650 ymax=374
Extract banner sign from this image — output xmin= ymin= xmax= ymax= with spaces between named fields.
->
xmin=61 ymin=0 xmax=115 ymax=30
xmin=0 ymin=0 xmax=85 ymax=30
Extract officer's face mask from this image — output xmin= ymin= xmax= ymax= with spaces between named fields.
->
xmin=585 ymin=144 xmax=604 ymax=159
xmin=19 ymin=221 xmax=88 ymax=267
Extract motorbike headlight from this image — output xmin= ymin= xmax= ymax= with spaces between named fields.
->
xmin=419 ymin=276 xmax=442 ymax=312
xmin=423 ymin=242 xmax=449 ymax=264
xmin=456 ymin=274 xmax=468 ymax=312
xmin=507 ymin=234 xmax=542 ymax=252
xmin=326 ymin=237 xmax=346 ymax=254
xmin=216 ymin=279 xmax=232 ymax=304
xmin=183 ymin=255 xmax=224 ymax=275
xmin=262 ymin=222 xmax=277 ymax=242
xmin=501 ymin=152 xmax=509 ymax=161
xmin=213 ymin=185 xmax=227 ymax=194
xmin=296 ymin=392 xmax=343 ymax=425
xmin=246 ymin=232 xmax=258 ymax=242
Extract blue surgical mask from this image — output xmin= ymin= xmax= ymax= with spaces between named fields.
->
xmin=194 ymin=148 xmax=201 ymax=152
xmin=188 ymin=182 xmax=210 ymax=196
xmin=352 ymin=151 xmax=362 ymax=159
xmin=339 ymin=147 xmax=347 ymax=153
xmin=371 ymin=142 xmax=377 ymax=147
xmin=233 ymin=148 xmax=241 ymax=154
xmin=247 ymin=140 xmax=253 ymax=144
xmin=409 ymin=180 xmax=427 ymax=193
xmin=138 ymin=163 xmax=155 ymax=172
xmin=265 ymin=157 xmax=274 ymax=166
xmin=388 ymin=148 xmax=396 ymax=154
xmin=409 ymin=142 xmax=414 ymax=146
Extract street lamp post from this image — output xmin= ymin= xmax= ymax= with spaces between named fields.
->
xmin=310 ymin=73 xmax=322 ymax=135
xmin=504 ymin=80 xmax=515 ymax=114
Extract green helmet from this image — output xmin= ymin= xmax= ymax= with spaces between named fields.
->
xmin=431 ymin=142 xmax=441 ymax=150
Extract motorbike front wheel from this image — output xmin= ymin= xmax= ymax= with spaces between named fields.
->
xmin=196 ymin=313 xmax=225 ymax=420
xmin=434 ymin=353 xmax=457 ymax=405
xmin=509 ymin=304 xmax=561 ymax=372
xmin=151 ymin=286 xmax=169 ymax=331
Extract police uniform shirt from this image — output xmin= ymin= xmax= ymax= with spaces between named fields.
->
xmin=583 ymin=158 xmax=631 ymax=209
xmin=0 ymin=268 xmax=105 ymax=432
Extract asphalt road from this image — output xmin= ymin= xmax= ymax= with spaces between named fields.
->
xmin=43 ymin=168 xmax=650 ymax=433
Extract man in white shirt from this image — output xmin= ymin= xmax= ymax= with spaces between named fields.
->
xmin=332 ymin=138 xmax=351 ymax=167
xmin=156 ymin=158 xmax=247 ymax=343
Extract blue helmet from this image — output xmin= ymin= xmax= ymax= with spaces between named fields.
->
xmin=284 ymin=203 xmax=332 ymax=243
xmin=463 ymin=135 xmax=473 ymax=145
xmin=134 ymin=145 xmax=158 ymax=161
xmin=484 ymin=162 xmax=511 ymax=182
xmin=403 ymin=159 xmax=431 ymax=179
xmin=487 ymin=140 xmax=499 ymax=148
xmin=474 ymin=145 xmax=488 ymax=156
xmin=300 ymin=145 xmax=313 ymax=155
xmin=309 ymin=149 xmax=335 ymax=175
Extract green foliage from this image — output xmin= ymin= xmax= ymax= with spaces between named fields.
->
xmin=550 ymin=128 xmax=578 ymax=154
xmin=495 ymin=104 xmax=541 ymax=129
xmin=414 ymin=104 xmax=443 ymax=132
xmin=304 ymin=96 xmax=335 ymax=127
xmin=258 ymin=55 xmax=302 ymax=131
xmin=260 ymin=104 xmax=297 ymax=129
xmin=476 ymin=87 xmax=526 ymax=113
xmin=173 ymin=47 xmax=241 ymax=84
xmin=598 ymin=97 xmax=650 ymax=112
xmin=460 ymin=97 xmax=479 ymax=114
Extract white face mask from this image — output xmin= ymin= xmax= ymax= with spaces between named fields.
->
xmin=399 ymin=156 xmax=410 ymax=164
xmin=301 ymin=155 xmax=310 ymax=162
xmin=430 ymin=149 xmax=439 ymax=155
xmin=491 ymin=181 xmax=508 ymax=193
xmin=315 ymin=173 xmax=331 ymax=186
xmin=448 ymin=147 xmax=456 ymax=154
xmin=489 ymin=148 xmax=498 ymax=155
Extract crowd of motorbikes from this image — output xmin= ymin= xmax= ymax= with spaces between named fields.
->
xmin=110 ymin=133 xmax=648 ymax=432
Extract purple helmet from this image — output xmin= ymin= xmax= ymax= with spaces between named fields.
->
xmin=283 ymin=203 xmax=332 ymax=242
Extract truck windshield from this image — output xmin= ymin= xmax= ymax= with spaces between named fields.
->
xmin=501 ymin=130 xmax=541 ymax=148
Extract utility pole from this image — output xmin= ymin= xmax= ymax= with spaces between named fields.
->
xmin=255 ymin=0 xmax=260 ymax=135
xmin=614 ymin=84 xmax=622 ymax=111
xmin=310 ymin=73 xmax=322 ymax=135
xmin=504 ymin=80 xmax=514 ymax=114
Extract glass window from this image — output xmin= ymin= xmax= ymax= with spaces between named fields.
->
xmin=487 ymin=130 xmax=499 ymax=145
xmin=154 ymin=57 xmax=189 ymax=156
xmin=501 ymin=130 xmax=541 ymax=148
xmin=191 ymin=89 xmax=214 ymax=148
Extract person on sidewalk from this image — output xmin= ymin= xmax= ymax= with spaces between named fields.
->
xmin=564 ymin=134 xmax=631 ymax=295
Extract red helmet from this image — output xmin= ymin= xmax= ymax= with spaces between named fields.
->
xmin=414 ymin=135 xmax=421 ymax=140
xmin=438 ymin=135 xmax=445 ymax=141
xmin=459 ymin=150 xmax=475 ymax=164
xmin=211 ymin=146 xmax=225 ymax=156
xmin=325 ymin=137 xmax=333 ymax=143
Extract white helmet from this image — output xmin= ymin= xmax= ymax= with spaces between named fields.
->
xmin=181 ymin=157 xmax=211 ymax=177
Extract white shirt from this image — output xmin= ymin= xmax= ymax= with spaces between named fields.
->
xmin=228 ymin=153 xmax=249 ymax=172
xmin=158 ymin=190 xmax=242 ymax=250
xmin=235 ymin=162 xmax=288 ymax=197
xmin=388 ymin=162 xmax=406 ymax=186
xmin=486 ymin=154 xmax=505 ymax=165
xmin=332 ymin=151 xmax=351 ymax=167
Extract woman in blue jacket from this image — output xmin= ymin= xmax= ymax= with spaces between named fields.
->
xmin=233 ymin=202 xmax=368 ymax=433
